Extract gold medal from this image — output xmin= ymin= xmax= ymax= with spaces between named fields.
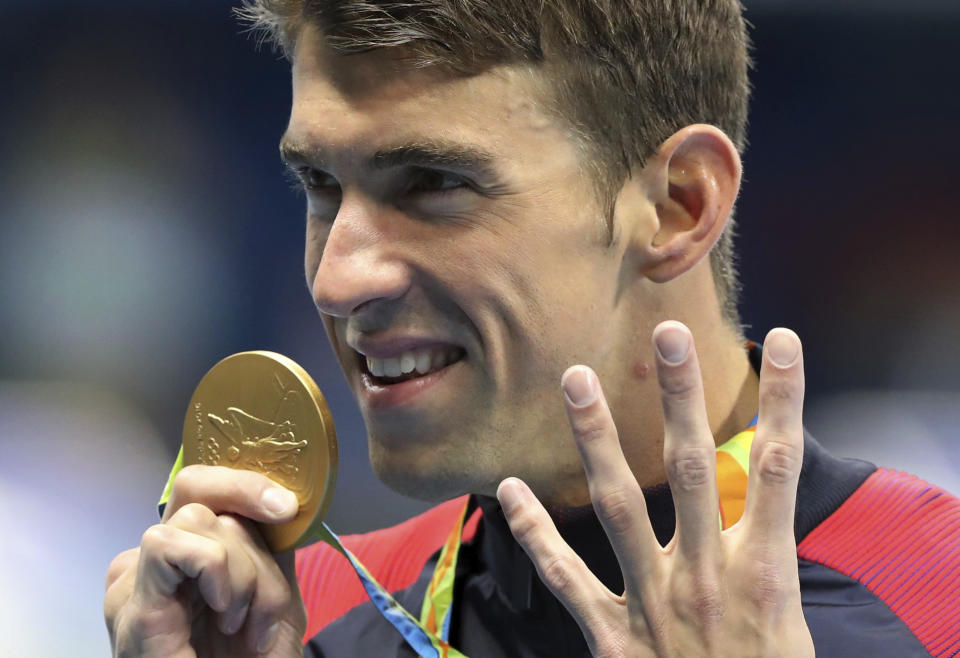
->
xmin=181 ymin=351 xmax=338 ymax=552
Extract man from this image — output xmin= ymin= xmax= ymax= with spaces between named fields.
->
xmin=104 ymin=1 xmax=960 ymax=656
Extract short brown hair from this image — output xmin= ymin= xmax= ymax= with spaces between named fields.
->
xmin=238 ymin=0 xmax=751 ymax=329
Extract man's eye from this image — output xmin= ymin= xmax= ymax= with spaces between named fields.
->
xmin=294 ymin=167 xmax=340 ymax=194
xmin=407 ymin=169 xmax=469 ymax=195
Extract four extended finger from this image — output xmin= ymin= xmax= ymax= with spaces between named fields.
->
xmin=561 ymin=365 xmax=659 ymax=594
xmin=653 ymin=321 xmax=721 ymax=561
xmin=743 ymin=328 xmax=805 ymax=544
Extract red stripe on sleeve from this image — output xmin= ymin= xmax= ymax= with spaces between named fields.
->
xmin=797 ymin=469 xmax=960 ymax=657
xmin=294 ymin=495 xmax=480 ymax=642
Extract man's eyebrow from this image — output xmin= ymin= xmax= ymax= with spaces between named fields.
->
xmin=279 ymin=138 xmax=326 ymax=170
xmin=371 ymin=142 xmax=498 ymax=176
xmin=278 ymin=136 xmax=499 ymax=177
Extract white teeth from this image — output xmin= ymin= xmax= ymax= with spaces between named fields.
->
xmin=383 ymin=357 xmax=402 ymax=377
xmin=415 ymin=350 xmax=432 ymax=374
xmin=364 ymin=346 xmax=464 ymax=380
xmin=367 ymin=356 xmax=385 ymax=377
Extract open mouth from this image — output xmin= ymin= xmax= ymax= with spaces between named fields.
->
xmin=358 ymin=346 xmax=467 ymax=386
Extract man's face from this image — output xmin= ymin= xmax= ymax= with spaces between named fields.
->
xmin=284 ymin=27 xmax=657 ymax=504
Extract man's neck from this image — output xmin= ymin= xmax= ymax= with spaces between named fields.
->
xmin=616 ymin=315 xmax=761 ymax=492
xmin=708 ymin=331 xmax=760 ymax=447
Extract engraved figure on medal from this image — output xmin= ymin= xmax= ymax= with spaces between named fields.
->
xmin=200 ymin=373 xmax=308 ymax=481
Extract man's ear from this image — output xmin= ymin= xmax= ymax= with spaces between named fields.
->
xmin=620 ymin=124 xmax=742 ymax=283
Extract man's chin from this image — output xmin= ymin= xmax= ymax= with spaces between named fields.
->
xmin=368 ymin=441 xmax=497 ymax=503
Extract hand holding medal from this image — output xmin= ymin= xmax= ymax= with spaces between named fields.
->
xmin=106 ymin=351 xmax=463 ymax=657
xmin=181 ymin=351 xmax=339 ymax=552
xmin=181 ymin=352 xmax=470 ymax=657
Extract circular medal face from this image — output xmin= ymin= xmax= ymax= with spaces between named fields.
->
xmin=182 ymin=351 xmax=337 ymax=552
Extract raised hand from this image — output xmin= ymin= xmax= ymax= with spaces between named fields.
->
xmin=104 ymin=466 xmax=307 ymax=658
xmin=497 ymin=321 xmax=814 ymax=657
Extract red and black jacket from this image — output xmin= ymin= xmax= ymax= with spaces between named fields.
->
xmin=297 ymin=432 xmax=960 ymax=657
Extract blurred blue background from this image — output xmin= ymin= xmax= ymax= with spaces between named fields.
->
xmin=1 ymin=1 xmax=958 ymax=655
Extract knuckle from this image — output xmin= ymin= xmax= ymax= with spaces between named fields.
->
xmin=170 ymin=502 xmax=218 ymax=530
xmin=748 ymin=561 xmax=787 ymax=609
xmin=106 ymin=548 xmax=139 ymax=587
xmin=104 ymin=564 xmax=136 ymax=625
xmin=171 ymin=464 xmax=207 ymax=499
xmin=540 ymin=553 xmax=578 ymax=596
xmin=507 ymin=507 xmax=540 ymax=546
xmin=756 ymin=440 xmax=801 ymax=484
xmin=665 ymin=446 xmax=713 ymax=492
xmin=595 ymin=487 xmax=637 ymax=535
xmin=683 ymin=577 xmax=727 ymax=624
xmin=670 ymin=566 xmax=727 ymax=625
xmin=104 ymin=597 xmax=119 ymax=629
xmin=217 ymin=513 xmax=250 ymax=537
xmin=691 ymin=586 xmax=726 ymax=623
xmin=573 ymin=413 xmax=608 ymax=445
xmin=760 ymin=379 xmax=800 ymax=406
xmin=140 ymin=524 xmax=171 ymax=553
xmin=205 ymin=542 xmax=228 ymax=571
xmin=659 ymin=372 xmax=697 ymax=400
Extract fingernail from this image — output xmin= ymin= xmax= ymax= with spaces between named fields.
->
xmin=655 ymin=324 xmax=690 ymax=364
xmin=766 ymin=329 xmax=800 ymax=367
xmin=257 ymin=622 xmax=281 ymax=654
xmin=562 ymin=366 xmax=597 ymax=407
xmin=497 ymin=478 xmax=524 ymax=513
xmin=222 ymin=602 xmax=248 ymax=635
xmin=262 ymin=487 xmax=298 ymax=517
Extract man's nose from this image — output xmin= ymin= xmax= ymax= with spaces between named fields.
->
xmin=311 ymin=200 xmax=411 ymax=318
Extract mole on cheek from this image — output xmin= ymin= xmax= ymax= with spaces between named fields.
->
xmin=633 ymin=361 xmax=650 ymax=380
